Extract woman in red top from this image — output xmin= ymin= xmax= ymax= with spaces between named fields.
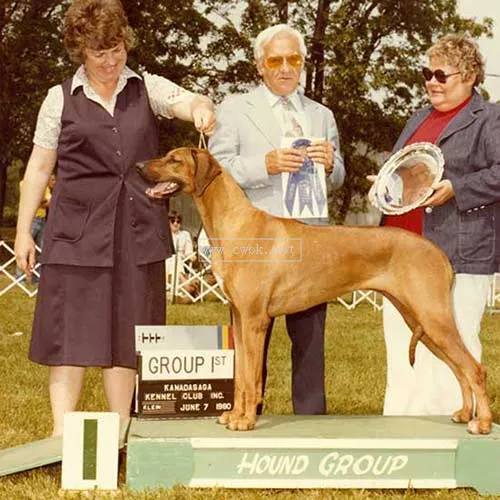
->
xmin=382 ymin=35 xmax=500 ymax=416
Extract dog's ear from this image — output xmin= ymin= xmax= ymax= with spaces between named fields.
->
xmin=191 ymin=148 xmax=222 ymax=197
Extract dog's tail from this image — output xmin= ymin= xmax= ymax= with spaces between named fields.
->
xmin=408 ymin=326 xmax=425 ymax=367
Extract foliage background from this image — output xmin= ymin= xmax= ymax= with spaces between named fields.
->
xmin=0 ymin=0 xmax=493 ymax=229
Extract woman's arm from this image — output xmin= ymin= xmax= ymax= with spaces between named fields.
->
xmin=15 ymin=146 xmax=57 ymax=276
xmin=143 ymin=73 xmax=216 ymax=134
xmin=170 ymin=95 xmax=216 ymax=135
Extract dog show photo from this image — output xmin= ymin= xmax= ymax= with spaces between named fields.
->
xmin=1 ymin=0 xmax=500 ymax=497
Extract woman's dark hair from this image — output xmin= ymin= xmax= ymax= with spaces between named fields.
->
xmin=169 ymin=211 xmax=182 ymax=223
xmin=63 ymin=0 xmax=136 ymax=63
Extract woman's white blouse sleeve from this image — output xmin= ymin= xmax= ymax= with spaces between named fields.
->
xmin=143 ymin=72 xmax=195 ymax=119
xmin=33 ymin=85 xmax=64 ymax=150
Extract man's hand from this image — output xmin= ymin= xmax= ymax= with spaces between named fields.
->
xmin=424 ymin=180 xmax=455 ymax=207
xmin=265 ymin=148 xmax=305 ymax=175
xmin=307 ymin=141 xmax=334 ymax=173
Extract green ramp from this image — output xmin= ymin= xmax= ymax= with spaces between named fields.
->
xmin=0 ymin=418 xmax=130 ymax=477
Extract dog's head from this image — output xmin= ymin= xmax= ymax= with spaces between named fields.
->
xmin=136 ymin=147 xmax=222 ymax=197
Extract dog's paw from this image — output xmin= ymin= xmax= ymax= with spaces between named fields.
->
xmin=451 ymin=408 xmax=472 ymax=424
xmin=226 ymin=416 xmax=255 ymax=431
xmin=217 ymin=411 xmax=233 ymax=425
xmin=466 ymin=418 xmax=492 ymax=435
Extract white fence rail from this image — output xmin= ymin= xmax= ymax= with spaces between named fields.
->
xmin=0 ymin=240 xmax=41 ymax=297
xmin=2 ymin=240 xmax=499 ymax=312
xmin=166 ymin=250 xmax=228 ymax=304
xmin=488 ymin=272 xmax=500 ymax=314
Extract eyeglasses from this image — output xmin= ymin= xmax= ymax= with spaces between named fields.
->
xmin=264 ymin=54 xmax=303 ymax=70
xmin=169 ymin=218 xmax=181 ymax=224
xmin=422 ymin=67 xmax=460 ymax=84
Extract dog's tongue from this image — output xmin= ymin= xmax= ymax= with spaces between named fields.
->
xmin=146 ymin=181 xmax=178 ymax=197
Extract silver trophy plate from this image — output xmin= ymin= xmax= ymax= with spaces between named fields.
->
xmin=368 ymin=142 xmax=444 ymax=215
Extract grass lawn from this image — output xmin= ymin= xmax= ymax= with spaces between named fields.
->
xmin=0 ymin=282 xmax=499 ymax=499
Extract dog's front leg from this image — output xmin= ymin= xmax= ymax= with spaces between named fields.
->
xmin=218 ymin=307 xmax=246 ymax=426
xmin=225 ymin=314 xmax=269 ymax=431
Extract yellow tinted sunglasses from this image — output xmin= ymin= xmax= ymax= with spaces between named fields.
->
xmin=264 ymin=54 xmax=303 ymax=69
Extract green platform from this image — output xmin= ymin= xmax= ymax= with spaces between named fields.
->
xmin=126 ymin=416 xmax=500 ymax=494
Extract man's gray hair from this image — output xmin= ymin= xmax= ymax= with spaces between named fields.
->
xmin=254 ymin=24 xmax=307 ymax=62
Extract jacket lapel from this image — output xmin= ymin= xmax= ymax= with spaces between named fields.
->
xmin=301 ymin=95 xmax=322 ymax=138
xmin=437 ymin=91 xmax=483 ymax=145
xmin=244 ymin=86 xmax=281 ymax=148
xmin=393 ymin=107 xmax=433 ymax=151
xmin=394 ymin=91 xmax=483 ymax=151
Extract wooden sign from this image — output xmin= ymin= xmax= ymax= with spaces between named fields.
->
xmin=135 ymin=325 xmax=234 ymax=419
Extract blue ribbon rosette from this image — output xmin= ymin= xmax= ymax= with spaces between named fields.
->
xmin=284 ymin=138 xmax=326 ymax=217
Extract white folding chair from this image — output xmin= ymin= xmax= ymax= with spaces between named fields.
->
xmin=165 ymin=228 xmax=227 ymax=304
xmin=186 ymin=227 xmax=228 ymax=303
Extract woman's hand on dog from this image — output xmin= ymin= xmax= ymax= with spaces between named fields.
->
xmin=192 ymin=106 xmax=216 ymax=135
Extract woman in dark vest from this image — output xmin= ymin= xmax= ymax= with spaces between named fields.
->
xmin=14 ymin=0 xmax=216 ymax=436
xmin=382 ymin=35 xmax=500 ymax=416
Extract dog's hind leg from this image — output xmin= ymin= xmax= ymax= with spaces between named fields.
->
xmin=382 ymin=292 xmax=475 ymax=423
xmin=411 ymin=305 xmax=491 ymax=432
xmin=397 ymin=273 xmax=491 ymax=433
xmin=421 ymin=324 xmax=491 ymax=433
xmin=381 ymin=293 xmax=425 ymax=367
xmin=415 ymin=331 xmax=474 ymax=423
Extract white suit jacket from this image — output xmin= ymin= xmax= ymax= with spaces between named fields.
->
xmin=208 ymin=85 xmax=345 ymax=219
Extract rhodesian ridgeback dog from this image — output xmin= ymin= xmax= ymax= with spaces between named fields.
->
xmin=136 ymin=147 xmax=492 ymax=434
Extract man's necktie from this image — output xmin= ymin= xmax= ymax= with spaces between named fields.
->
xmin=280 ymin=97 xmax=304 ymax=137
xmin=280 ymin=97 xmax=326 ymax=217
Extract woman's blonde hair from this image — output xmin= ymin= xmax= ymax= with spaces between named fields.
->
xmin=427 ymin=34 xmax=485 ymax=87
xmin=63 ymin=0 xmax=136 ymax=63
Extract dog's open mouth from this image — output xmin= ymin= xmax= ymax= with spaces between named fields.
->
xmin=145 ymin=181 xmax=182 ymax=197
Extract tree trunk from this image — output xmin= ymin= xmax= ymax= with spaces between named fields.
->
xmin=0 ymin=156 xmax=8 ymax=230
xmin=275 ymin=0 xmax=288 ymax=23
xmin=305 ymin=0 xmax=331 ymax=102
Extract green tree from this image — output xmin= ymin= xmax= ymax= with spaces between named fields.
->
xmin=0 ymin=0 xmax=71 ymax=231
xmin=0 ymin=0 xmax=221 ymax=232
xmin=1 ymin=0 xmax=493 ymax=229
xmin=319 ymin=0 xmax=493 ymax=221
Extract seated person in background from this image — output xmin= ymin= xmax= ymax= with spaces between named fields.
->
xmin=167 ymin=211 xmax=198 ymax=300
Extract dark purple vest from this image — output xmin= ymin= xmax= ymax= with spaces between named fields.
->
xmin=41 ymin=76 xmax=173 ymax=266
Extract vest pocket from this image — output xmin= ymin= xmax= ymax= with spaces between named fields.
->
xmin=52 ymin=197 xmax=90 ymax=242
xmin=458 ymin=206 xmax=495 ymax=261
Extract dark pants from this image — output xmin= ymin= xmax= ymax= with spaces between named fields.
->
xmin=259 ymin=302 xmax=327 ymax=415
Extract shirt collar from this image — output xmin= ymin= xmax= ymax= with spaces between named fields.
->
xmin=262 ymin=85 xmax=302 ymax=111
xmin=71 ymin=65 xmax=141 ymax=95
